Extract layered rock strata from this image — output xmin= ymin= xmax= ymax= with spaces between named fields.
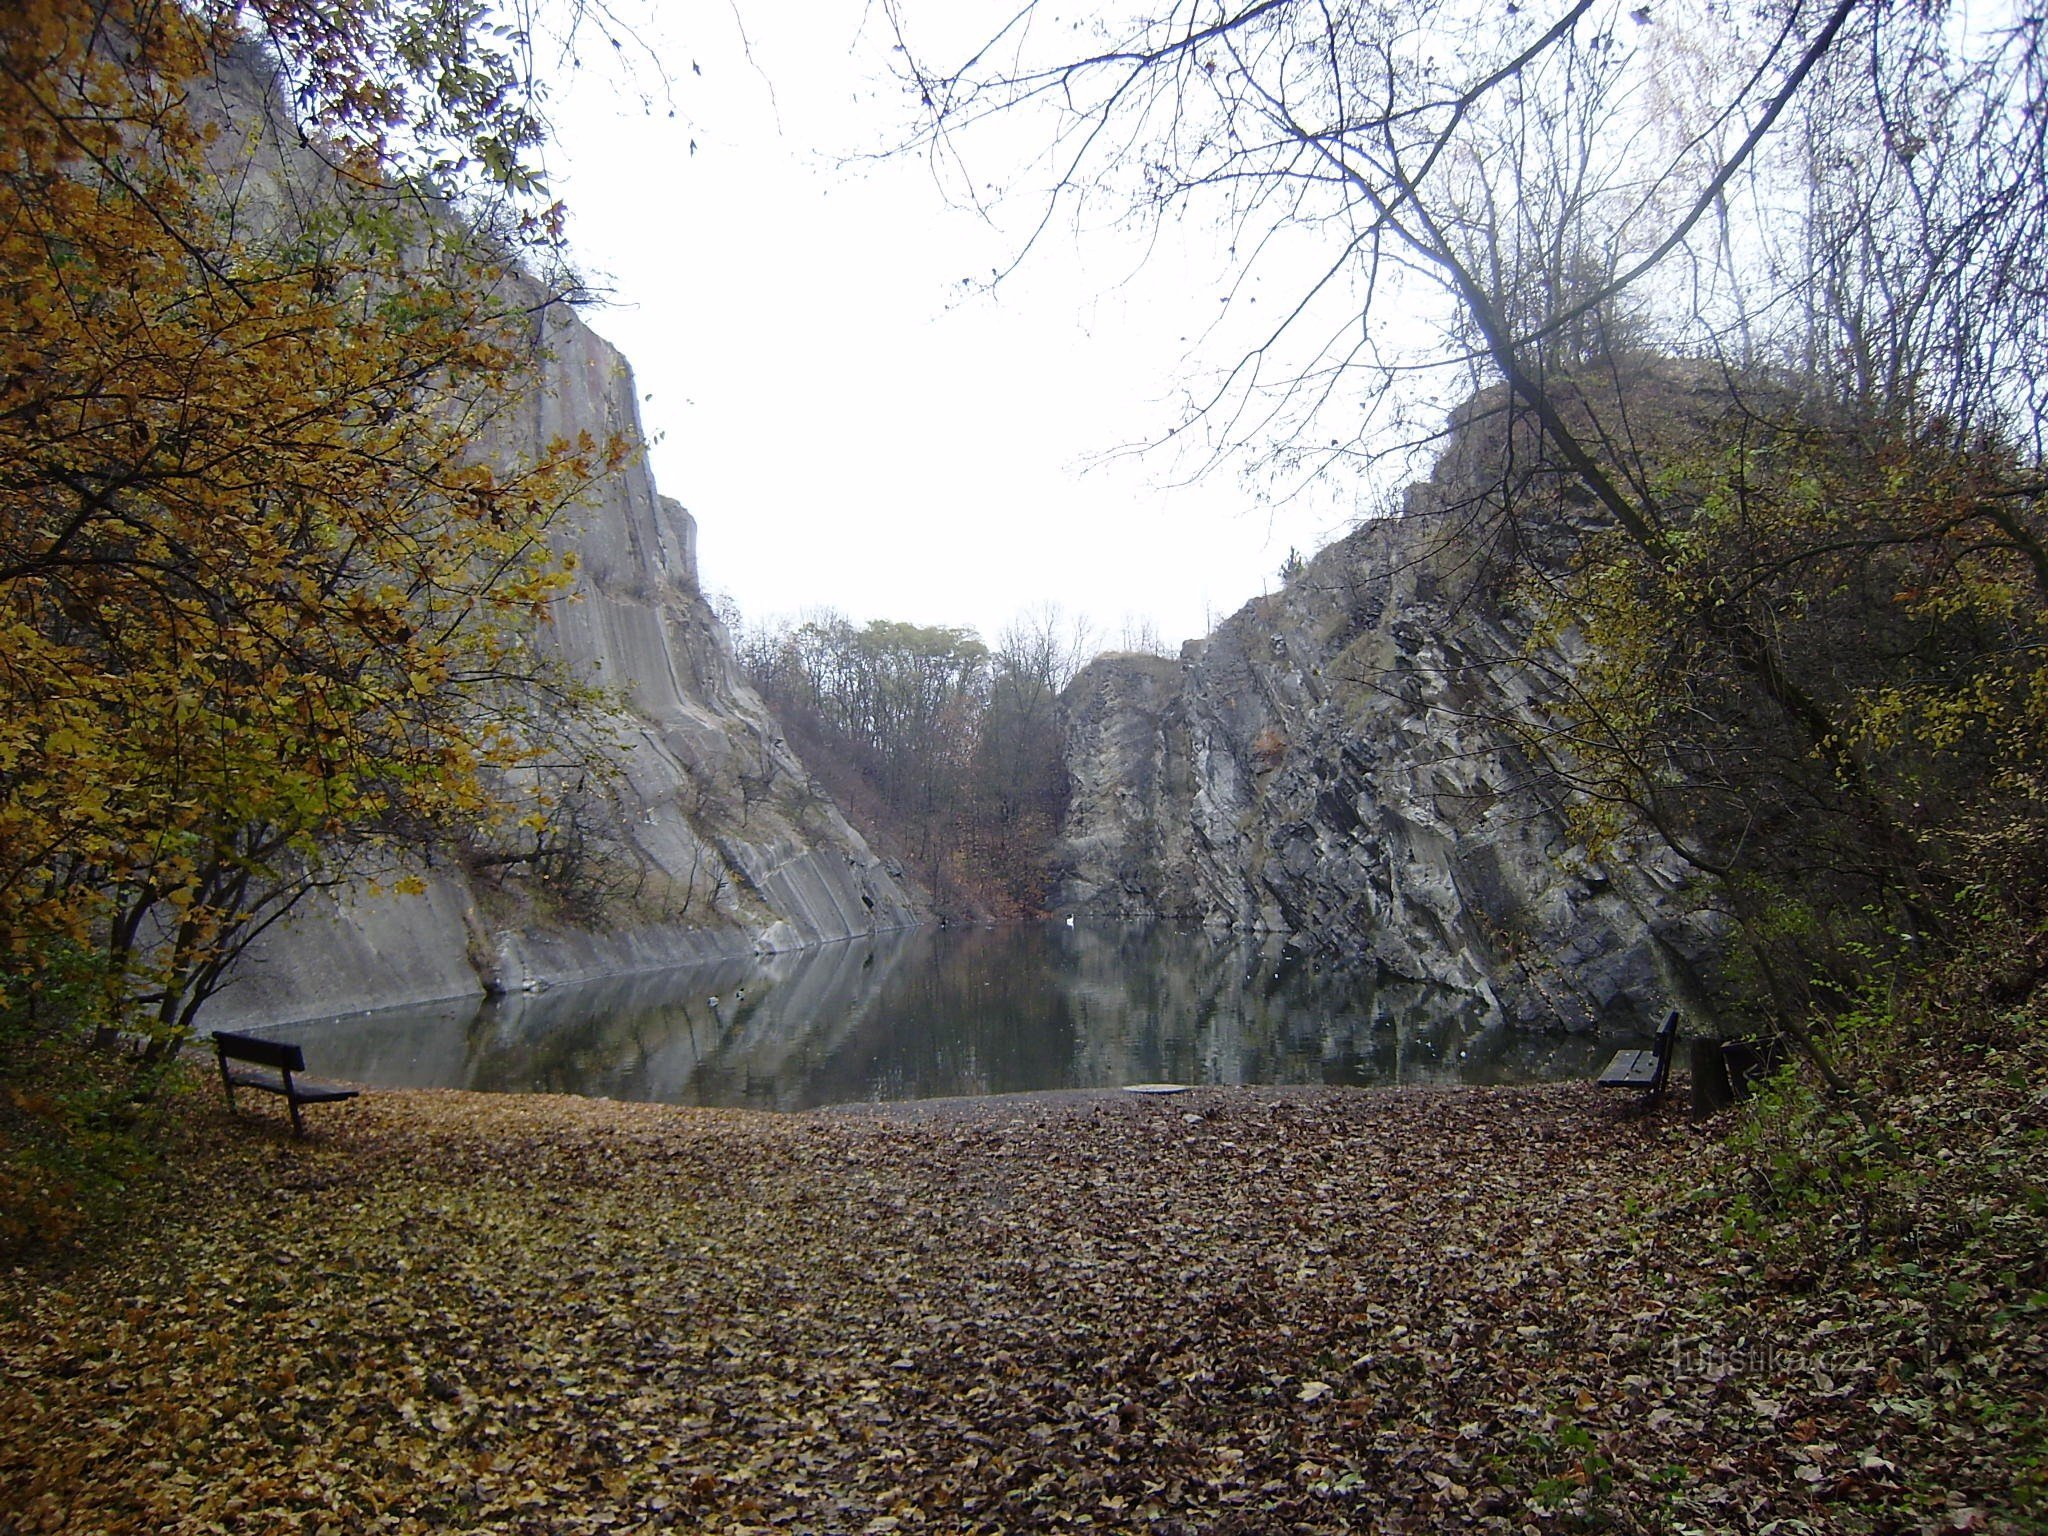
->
xmin=1054 ymin=424 xmax=1724 ymax=1031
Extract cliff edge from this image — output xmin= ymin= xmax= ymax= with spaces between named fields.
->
xmin=197 ymin=53 xmax=919 ymax=1026
xmin=1054 ymin=407 xmax=1725 ymax=1030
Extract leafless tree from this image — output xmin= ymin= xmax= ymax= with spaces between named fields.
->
xmin=882 ymin=0 xmax=2048 ymax=1032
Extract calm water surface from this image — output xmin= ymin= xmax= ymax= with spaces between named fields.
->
xmin=255 ymin=923 xmax=1636 ymax=1110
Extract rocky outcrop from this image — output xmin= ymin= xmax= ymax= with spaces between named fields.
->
xmin=203 ymin=59 xmax=918 ymax=1027
xmin=214 ymin=317 xmax=921 ymax=1026
xmin=1054 ymin=413 xmax=1724 ymax=1031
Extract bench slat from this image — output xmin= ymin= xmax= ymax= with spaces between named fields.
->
xmin=287 ymin=1080 xmax=359 ymax=1104
xmin=223 ymin=1065 xmax=291 ymax=1095
xmin=222 ymin=1067 xmax=359 ymax=1103
xmin=212 ymin=1030 xmax=305 ymax=1073
xmin=1597 ymin=1049 xmax=1660 ymax=1087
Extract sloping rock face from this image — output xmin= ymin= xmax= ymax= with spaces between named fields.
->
xmin=1054 ymin=423 xmax=1723 ymax=1031
xmin=216 ymin=319 xmax=921 ymax=1025
xmin=204 ymin=61 xmax=918 ymax=1026
xmin=490 ymin=316 xmax=924 ymax=973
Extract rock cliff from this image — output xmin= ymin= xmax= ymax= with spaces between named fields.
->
xmin=215 ymin=316 xmax=921 ymax=1026
xmin=1054 ymin=407 xmax=1724 ymax=1030
xmin=201 ymin=56 xmax=919 ymax=1026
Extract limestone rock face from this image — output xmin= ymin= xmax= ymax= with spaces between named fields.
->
xmin=143 ymin=45 xmax=917 ymax=1032
xmin=212 ymin=311 xmax=920 ymax=1026
xmin=1053 ymin=455 xmax=1723 ymax=1031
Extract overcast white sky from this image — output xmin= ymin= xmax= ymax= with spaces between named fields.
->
xmin=537 ymin=3 xmax=1369 ymax=652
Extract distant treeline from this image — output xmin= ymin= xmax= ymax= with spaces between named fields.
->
xmin=727 ymin=609 xmax=1096 ymax=918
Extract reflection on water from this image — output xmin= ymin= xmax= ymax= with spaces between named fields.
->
xmin=255 ymin=923 xmax=1634 ymax=1111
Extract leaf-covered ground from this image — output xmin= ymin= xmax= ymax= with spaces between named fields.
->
xmin=1 ymin=1077 xmax=2038 ymax=1534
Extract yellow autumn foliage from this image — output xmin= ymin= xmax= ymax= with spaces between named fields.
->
xmin=1517 ymin=409 xmax=2048 ymax=960
xmin=0 ymin=1 xmax=625 ymax=1042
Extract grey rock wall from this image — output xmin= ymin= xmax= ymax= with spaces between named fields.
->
xmin=213 ymin=321 xmax=919 ymax=1026
xmin=1053 ymin=431 xmax=1725 ymax=1031
xmin=201 ymin=60 xmax=920 ymax=1026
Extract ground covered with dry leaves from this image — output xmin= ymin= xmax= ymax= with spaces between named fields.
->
xmin=1 ymin=1075 xmax=2039 ymax=1535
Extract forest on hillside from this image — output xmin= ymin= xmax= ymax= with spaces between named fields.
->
xmin=726 ymin=608 xmax=1101 ymax=918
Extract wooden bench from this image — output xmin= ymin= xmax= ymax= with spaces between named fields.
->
xmin=1596 ymin=1008 xmax=1680 ymax=1109
xmin=212 ymin=1031 xmax=360 ymax=1138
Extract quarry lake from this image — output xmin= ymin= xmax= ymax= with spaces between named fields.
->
xmin=245 ymin=923 xmax=1641 ymax=1111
